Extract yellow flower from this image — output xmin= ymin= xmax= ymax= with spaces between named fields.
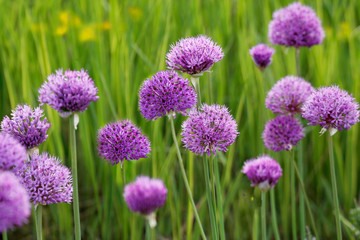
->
xmin=79 ymin=26 xmax=97 ymax=42
xmin=59 ymin=11 xmax=70 ymax=25
xmin=100 ymin=21 xmax=111 ymax=31
xmin=338 ymin=22 xmax=351 ymax=40
xmin=128 ymin=7 xmax=143 ymax=22
xmin=55 ymin=25 xmax=68 ymax=36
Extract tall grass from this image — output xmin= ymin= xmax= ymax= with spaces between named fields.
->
xmin=1 ymin=0 xmax=360 ymax=239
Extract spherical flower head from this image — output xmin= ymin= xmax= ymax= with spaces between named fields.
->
xmin=38 ymin=69 xmax=99 ymax=117
xmin=266 ymin=76 xmax=314 ymax=115
xmin=0 ymin=133 xmax=27 ymax=172
xmin=249 ymin=44 xmax=275 ymax=70
xmin=166 ymin=35 xmax=224 ymax=75
xmin=123 ymin=176 xmax=167 ymax=215
xmin=0 ymin=171 xmax=31 ymax=232
xmin=242 ymin=155 xmax=282 ymax=192
xmin=181 ymin=104 xmax=239 ymax=156
xmin=139 ymin=71 xmax=197 ymax=120
xmin=97 ymin=120 xmax=151 ymax=166
xmin=263 ymin=115 xmax=304 ymax=152
xmin=1 ymin=104 xmax=51 ymax=149
xmin=17 ymin=152 xmax=73 ymax=205
xmin=268 ymin=2 xmax=325 ymax=48
xmin=301 ymin=86 xmax=360 ymax=133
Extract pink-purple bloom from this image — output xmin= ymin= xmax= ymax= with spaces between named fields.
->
xmin=0 ymin=133 xmax=27 ymax=172
xmin=181 ymin=104 xmax=239 ymax=156
xmin=265 ymin=76 xmax=314 ymax=115
xmin=38 ymin=69 xmax=99 ymax=117
xmin=166 ymin=35 xmax=224 ymax=75
xmin=0 ymin=171 xmax=31 ymax=232
xmin=242 ymin=155 xmax=283 ymax=192
xmin=17 ymin=152 xmax=73 ymax=205
xmin=263 ymin=115 xmax=304 ymax=152
xmin=268 ymin=2 xmax=325 ymax=48
xmin=249 ymin=44 xmax=275 ymax=70
xmin=97 ymin=120 xmax=151 ymax=166
xmin=1 ymin=104 xmax=51 ymax=149
xmin=302 ymin=86 xmax=360 ymax=133
xmin=138 ymin=71 xmax=197 ymax=120
xmin=124 ymin=176 xmax=167 ymax=215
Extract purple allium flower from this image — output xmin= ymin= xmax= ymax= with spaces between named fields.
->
xmin=249 ymin=44 xmax=275 ymax=70
xmin=166 ymin=35 xmax=224 ymax=75
xmin=0 ymin=171 xmax=31 ymax=232
xmin=265 ymin=76 xmax=314 ymax=115
xmin=268 ymin=2 xmax=325 ymax=48
xmin=0 ymin=133 xmax=27 ymax=172
xmin=301 ymin=86 xmax=360 ymax=134
xmin=181 ymin=104 xmax=239 ymax=156
xmin=38 ymin=69 xmax=99 ymax=117
xmin=263 ymin=115 xmax=304 ymax=152
xmin=17 ymin=152 xmax=73 ymax=205
xmin=242 ymin=155 xmax=283 ymax=192
xmin=97 ymin=120 xmax=151 ymax=166
xmin=138 ymin=71 xmax=197 ymax=120
xmin=124 ymin=176 xmax=167 ymax=227
xmin=1 ymin=104 xmax=51 ymax=149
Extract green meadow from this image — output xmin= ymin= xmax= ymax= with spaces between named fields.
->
xmin=1 ymin=0 xmax=360 ymax=239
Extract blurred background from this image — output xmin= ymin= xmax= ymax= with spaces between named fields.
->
xmin=1 ymin=0 xmax=360 ymax=239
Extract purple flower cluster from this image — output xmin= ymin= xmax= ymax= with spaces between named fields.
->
xmin=138 ymin=71 xmax=197 ymax=120
xmin=268 ymin=2 xmax=325 ymax=48
xmin=123 ymin=176 xmax=167 ymax=215
xmin=263 ymin=115 xmax=304 ymax=152
xmin=266 ymin=76 xmax=314 ymax=115
xmin=302 ymin=86 xmax=360 ymax=132
xmin=0 ymin=133 xmax=26 ymax=172
xmin=97 ymin=120 xmax=151 ymax=166
xmin=166 ymin=35 xmax=224 ymax=75
xmin=181 ymin=104 xmax=238 ymax=156
xmin=1 ymin=104 xmax=51 ymax=149
xmin=249 ymin=44 xmax=275 ymax=70
xmin=0 ymin=171 xmax=31 ymax=232
xmin=38 ymin=69 xmax=99 ymax=117
xmin=17 ymin=153 xmax=73 ymax=205
xmin=242 ymin=155 xmax=283 ymax=192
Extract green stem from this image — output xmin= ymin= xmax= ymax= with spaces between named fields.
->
xmin=295 ymin=48 xmax=300 ymax=76
xmin=2 ymin=231 xmax=8 ymax=240
xmin=70 ymin=115 xmax=81 ymax=240
xmin=270 ymin=189 xmax=280 ymax=240
xmin=169 ymin=117 xmax=207 ymax=240
xmin=191 ymin=76 xmax=202 ymax=106
xmin=291 ymin=154 xmax=319 ymax=240
xmin=209 ymin=155 xmax=217 ymax=222
xmin=35 ymin=205 xmax=43 ymax=240
xmin=328 ymin=132 xmax=342 ymax=239
xmin=121 ymin=165 xmax=126 ymax=185
xmin=214 ymin=158 xmax=226 ymax=240
xmin=290 ymin=150 xmax=297 ymax=240
xmin=261 ymin=192 xmax=266 ymax=240
xmin=146 ymin=222 xmax=151 ymax=240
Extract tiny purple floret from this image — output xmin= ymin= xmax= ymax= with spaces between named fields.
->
xmin=249 ymin=44 xmax=275 ymax=70
xmin=0 ymin=132 xmax=27 ymax=172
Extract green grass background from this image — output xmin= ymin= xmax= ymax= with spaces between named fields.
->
xmin=1 ymin=0 xmax=360 ymax=239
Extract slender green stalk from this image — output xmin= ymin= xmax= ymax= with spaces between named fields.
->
xmin=270 ymin=190 xmax=280 ymax=240
xmin=2 ymin=231 xmax=8 ymax=240
xmin=261 ymin=192 xmax=266 ymax=240
xmin=146 ymin=222 xmax=151 ymax=240
xmin=70 ymin=115 xmax=81 ymax=240
xmin=35 ymin=205 xmax=43 ymax=240
xmin=121 ymin=165 xmax=126 ymax=185
xmin=291 ymin=154 xmax=319 ymax=240
xmin=328 ymin=132 xmax=342 ymax=239
xmin=214 ymin=158 xmax=226 ymax=240
xmin=290 ymin=150 xmax=297 ymax=240
xmin=209 ymin=155 xmax=217 ymax=221
xmin=191 ymin=76 xmax=202 ymax=105
xmin=169 ymin=117 xmax=207 ymax=240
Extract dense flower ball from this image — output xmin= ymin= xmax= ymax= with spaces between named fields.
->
xmin=181 ymin=104 xmax=239 ymax=156
xmin=263 ymin=115 xmax=304 ymax=152
xmin=302 ymin=86 xmax=360 ymax=133
xmin=268 ymin=2 xmax=325 ymax=48
xmin=17 ymin=153 xmax=73 ymax=205
xmin=98 ymin=120 xmax=151 ymax=166
xmin=266 ymin=76 xmax=314 ymax=115
xmin=138 ymin=71 xmax=197 ymax=120
xmin=242 ymin=155 xmax=283 ymax=192
xmin=0 ymin=133 xmax=27 ymax=172
xmin=166 ymin=35 xmax=224 ymax=75
xmin=124 ymin=176 xmax=167 ymax=215
xmin=0 ymin=171 xmax=31 ymax=232
xmin=38 ymin=69 xmax=99 ymax=117
xmin=1 ymin=104 xmax=51 ymax=149
xmin=249 ymin=44 xmax=275 ymax=70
